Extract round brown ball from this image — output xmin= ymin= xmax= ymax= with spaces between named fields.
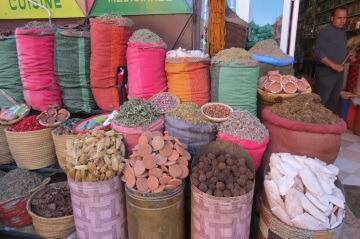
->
xmin=190 ymin=173 xmax=198 ymax=181
xmin=203 ymin=163 xmax=212 ymax=173
xmin=233 ymin=183 xmax=240 ymax=189
xmin=223 ymin=169 xmax=231 ymax=177
xmin=198 ymin=170 xmax=204 ymax=175
xmin=223 ymin=189 xmax=232 ymax=197
xmin=208 ymin=183 xmax=216 ymax=190
xmin=226 ymin=182 xmax=234 ymax=190
xmin=246 ymin=171 xmax=254 ymax=180
xmin=199 ymin=156 xmax=206 ymax=162
xmin=226 ymin=178 xmax=234 ymax=184
xmin=199 ymin=183 xmax=208 ymax=192
xmin=211 ymin=159 xmax=218 ymax=167
xmin=244 ymin=181 xmax=254 ymax=193
xmin=217 ymin=155 xmax=226 ymax=163
xmin=240 ymin=174 xmax=248 ymax=182
xmin=206 ymin=189 xmax=213 ymax=195
xmin=198 ymin=161 xmax=205 ymax=169
xmin=239 ymin=188 xmax=246 ymax=196
xmin=237 ymin=177 xmax=246 ymax=187
xmin=238 ymin=166 xmax=246 ymax=175
xmin=199 ymin=174 xmax=207 ymax=183
xmin=231 ymin=189 xmax=240 ymax=197
xmin=234 ymin=171 xmax=241 ymax=177
xmin=231 ymin=165 xmax=239 ymax=172
xmin=237 ymin=157 xmax=246 ymax=166
xmin=212 ymin=150 xmax=220 ymax=157
xmin=192 ymin=166 xmax=199 ymax=173
xmin=210 ymin=176 xmax=218 ymax=184
xmin=192 ymin=179 xmax=200 ymax=187
xmin=216 ymin=182 xmax=226 ymax=191
xmin=226 ymin=157 xmax=234 ymax=166
xmin=214 ymin=189 xmax=223 ymax=197
xmin=218 ymin=162 xmax=227 ymax=170
xmin=206 ymin=171 xmax=213 ymax=179
xmin=218 ymin=173 xmax=227 ymax=182
xmin=207 ymin=153 xmax=214 ymax=159
xmin=225 ymin=154 xmax=231 ymax=159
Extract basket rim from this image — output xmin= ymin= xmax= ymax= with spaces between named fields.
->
xmin=148 ymin=92 xmax=181 ymax=114
xmin=26 ymin=181 xmax=73 ymax=221
xmin=4 ymin=126 xmax=53 ymax=134
xmin=200 ymin=102 xmax=233 ymax=123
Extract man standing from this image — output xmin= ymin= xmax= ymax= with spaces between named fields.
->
xmin=314 ymin=7 xmax=354 ymax=111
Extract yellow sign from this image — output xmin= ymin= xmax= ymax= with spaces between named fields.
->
xmin=0 ymin=0 xmax=85 ymax=19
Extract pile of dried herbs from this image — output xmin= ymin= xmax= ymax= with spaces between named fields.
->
xmin=219 ymin=109 xmax=268 ymax=142
xmin=249 ymin=39 xmax=289 ymax=59
xmin=211 ymin=47 xmax=254 ymax=63
xmin=113 ymin=98 xmax=160 ymax=127
xmin=0 ymin=169 xmax=43 ymax=201
xmin=129 ymin=29 xmax=167 ymax=48
xmin=169 ymin=102 xmax=212 ymax=125
xmin=271 ymin=93 xmax=343 ymax=124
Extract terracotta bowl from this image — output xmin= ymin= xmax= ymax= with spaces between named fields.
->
xmin=268 ymin=81 xmax=283 ymax=94
xmin=283 ymin=81 xmax=298 ymax=94
xmin=296 ymin=80 xmax=308 ymax=92
xmin=281 ymin=75 xmax=291 ymax=84
xmin=268 ymin=74 xmax=282 ymax=82
xmin=267 ymin=70 xmax=280 ymax=76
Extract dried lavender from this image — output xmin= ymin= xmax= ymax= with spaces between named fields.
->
xmin=169 ymin=102 xmax=212 ymax=125
xmin=150 ymin=93 xmax=178 ymax=112
xmin=113 ymin=98 xmax=160 ymax=127
xmin=0 ymin=169 xmax=43 ymax=201
xmin=219 ymin=109 xmax=268 ymax=142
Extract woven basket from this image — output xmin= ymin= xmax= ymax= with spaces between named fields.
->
xmin=258 ymin=197 xmax=343 ymax=239
xmin=27 ymin=181 xmax=75 ymax=239
xmin=5 ymin=127 xmax=56 ymax=169
xmin=51 ymin=132 xmax=76 ymax=171
xmin=0 ymin=125 xmax=14 ymax=164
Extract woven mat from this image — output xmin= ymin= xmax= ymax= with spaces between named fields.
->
xmin=344 ymin=185 xmax=360 ymax=219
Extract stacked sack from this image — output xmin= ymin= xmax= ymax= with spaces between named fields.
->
xmin=15 ymin=22 xmax=63 ymax=111
xmin=90 ymin=14 xmax=133 ymax=111
xmin=127 ymin=29 xmax=167 ymax=100
xmin=0 ymin=31 xmax=23 ymax=108
xmin=54 ymin=27 xmax=97 ymax=113
xmin=165 ymin=48 xmax=211 ymax=107
xmin=210 ymin=47 xmax=259 ymax=115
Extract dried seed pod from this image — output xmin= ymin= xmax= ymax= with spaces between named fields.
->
xmin=74 ymin=165 xmax=88 ymax=170
xmin=105 ymin=136 xmax=111 ymax=148
xmin=81 ymin=170 xmax=87 ymax=181
xmin=100 ymin=173 xmax=106 ymax=180
xmin=84 ymin=143 xmax=96 ymax=153
xmin=75 ymin=170 xmax=82 ymax=181
xmin=68 ymin=169 xmax=76 ymax=180
xmin=100 ymin=165 xmax=108 ymax=173
xmin=88 ymin=162 xmax=97 ymax=173
xmin=97 ymin=160 xmax=105 ymax=169
xmin=106 ymin=146 xmax=116 ymax=155
xmin=85 ymin=137 xmax=97 ymax=145
xmin=105 ymin=170 xmax=115 ymax=179
xmin=104 ymin=154 xmax=111 ymax=165
xmin=105 ymin=130 xmax=115 ymax=137
xmin=112 ymin=155 xmax=119 ymax=171
xmin=97 ymin=138 xmax=105 ymax=153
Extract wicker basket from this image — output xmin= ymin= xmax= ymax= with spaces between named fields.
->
xmin=0 ymin=89 xmax=31 ymax=126
xmin=26 ymin=181 xmax=75 ymax=239
xmin=51 ymin=132 xmax=76 ymax=171
xmin=5 ymin=127 xmax=56 ymax=169
xmin=0 ymin=125 xmax=14 ymax=164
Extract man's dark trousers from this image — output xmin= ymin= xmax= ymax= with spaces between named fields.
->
xmin=315 ymin=66 xmax=344 ymax=111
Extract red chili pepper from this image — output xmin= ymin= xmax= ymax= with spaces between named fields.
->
xmin=9 ymin=116 xmax=46 ymax=132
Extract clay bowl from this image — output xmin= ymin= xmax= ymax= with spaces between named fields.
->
xmin=268 ymin=81 xmax=283 ymax=94
xmin=258 ymin=80 xmax=268 ymax=90
xmin=268 ymin=74 xmax=282 ymax=82
xmin=258 ymin=76 xmax=269 ymax=85
xmin=296 ymin=80 xmax=308 ymax=92
xmin=264 ymin=82 xmax=272 ymax=92
xmin=281 ymin=75 xmax=291 ymax=84
xmin=267 ymin=70 xmax=280 ymax=76
xmin=283 ymin=81 xmax=298 ymax=94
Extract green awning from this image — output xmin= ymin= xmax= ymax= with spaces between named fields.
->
xmin=90 ymin=0 xmax=191 ymax=16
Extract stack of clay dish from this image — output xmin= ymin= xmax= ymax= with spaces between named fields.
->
xmin=122 ymin=130 xmax=190 ymax=193
xmin=38 ymin=106 xmax=70 ymax=127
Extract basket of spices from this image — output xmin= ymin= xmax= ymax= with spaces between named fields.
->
xmin=122 ymin=130 xmax=189 ymax=239
xmin=112 ymin=98 xmax=164 ymax=157
xmin=201 ymin=102 xmax=233 ymax=122
xmin=5 ymin=115 xmax=56 ymax=169
xmin=51 ymin=118 xmax=82 ymax=171
xmin=27 ymin=181 xmax=75 ymax=239
xmin=65 ymin=129 xmax=127 ymax=239
xmin=149 ymin=92 xmax=180 ymax=114
xmin=190 ymin=140 xmax=255 ymax=239
xmin=165 ymin=102 xmax=218 ymax=155
xmin=0 ymin=169 xmax=46 ymax=227
xmin=218 ymin=109 xmax=269 ymax=171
